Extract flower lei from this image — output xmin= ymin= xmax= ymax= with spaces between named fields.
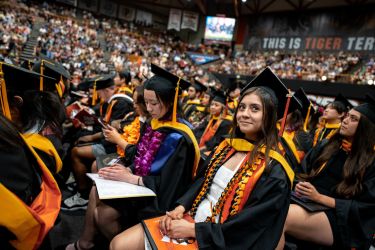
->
xmin=117 ymin=117 xmax=141 ymax=157
xmin=190 ymin=143 xmax=265 ymax=222
xmin=133 ymin=125 xmax=166 ymax=176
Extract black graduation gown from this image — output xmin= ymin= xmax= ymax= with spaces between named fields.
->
xmin=108 ymin=125 xmax=197 ymax=222
xmin=301 ymin=143 xmax=375 ymax=249
xmin=197 ymin=118 xmax=232 ymax=152
xmin=99 ymin=97 xmax=134 ymax=153
xmin=176 ymin=160 xmax=291 ymax=250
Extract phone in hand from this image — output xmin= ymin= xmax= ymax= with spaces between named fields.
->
xmin=98 ymin=118 xmax=110 ymax=129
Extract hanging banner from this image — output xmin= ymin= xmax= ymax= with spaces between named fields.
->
xmin=181 ymin=11 xmax=199 ymax=31
xmin=118 ymin=6 xmax=135 ymax=21
xmin=100 ymin=0 xmax=117 ymax=17
xmin=245 ymin=6 xmax=375 ymax=52
xmin=136 ymin=10 xmax=153 ymax=26
xmin=167 ymin=9 xmax=182 ymax=31
xmin=187 ymin=52 xmax=221 ymax=65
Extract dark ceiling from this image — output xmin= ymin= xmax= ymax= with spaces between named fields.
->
xmin=113 ymin=0 xmax=375 ymax=18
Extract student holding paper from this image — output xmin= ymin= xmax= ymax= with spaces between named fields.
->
xmin=110 ymin=67 xmax=296 ymax=250
xmin=277 ymin=96 xmax=375 ymax=249
xmin=65 ymin=64 xmax=200 ymax=250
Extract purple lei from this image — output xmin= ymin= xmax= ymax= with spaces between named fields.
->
xmin=134 ymin=125 xmax=166 ymax=176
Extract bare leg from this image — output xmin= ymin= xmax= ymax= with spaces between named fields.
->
xmin=110 ymin=224 xmax=145 ymax=250
xmin=71 ymin=145 xmax=95 ymax=193
xmin=94 ymin=201 xmax=122 ymax=240
xmin=66 ymin=186 xmax=99 ymax=250
xmin=91 ymin=161 xmax=98 ymax=173
xmin=276 ymin=204 xmax=334 ymax=250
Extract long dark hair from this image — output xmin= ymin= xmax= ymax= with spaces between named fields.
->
xmin=20 ymin=91 xmax=65 ymax=137
xmin=231 ymin=87 xmax=279 ymax=166
xmin=134 ymin=85 xmax=149 ymax=117
xmin=0 ymin=114 xmax=24 ymax=152
xmin=301 ymin=114 xmax=375 ymax=198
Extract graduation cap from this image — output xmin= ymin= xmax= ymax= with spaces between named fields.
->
xmin=333 ymin=93 xmax=353 ymax=111
xmin=20 ymin=59 xmax=34 ymax=70
xmin=77 ymin=77 xmax=97 ymax=91
xmin=0 ymin=62 xmax=56 ymax=120
xmin=191 ymin=79 xmax=207 ymax=93
xmin=228 ymin=76 xmax=246 ymax=93
xmin=90 ymin=74 xmax=115 ymax=106
xmin=354 ymin=94 xmax=375 ymax=124
xmin=294 ymin=88 xmax=314 ymax=131
xmin=241 ymin=67 xmax=302 ymax=135
xmin=118 ymin=70 xmax=131 ymax=84
xmin=211 ymin=89 xmax=227 ymax=105
xmin=145 ymin=63 xmax=190 ymax=123
xmin=32 ymin=58 xmax=70 ymax=97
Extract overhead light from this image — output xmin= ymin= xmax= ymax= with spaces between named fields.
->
xmin=241 ymin=0 xmax=247 ymax=2
xmin=321 ymin=75 xmax=327 ymax=81
xmin=368 ymin=79 xmax=374 ymax=85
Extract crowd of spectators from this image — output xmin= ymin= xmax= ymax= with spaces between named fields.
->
xmin=1 ymin=0 xmax=373 ymax=86
xmin=0 ymin=2 xmax=34 ymax=63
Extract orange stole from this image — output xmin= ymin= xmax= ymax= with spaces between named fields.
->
xmin=199 ymin=118 xmax=222 ymax=147
xmin=0 ymin=134 xmax=61 ymax=250
xmin=142 ymin=215 xmax=198 ymax=250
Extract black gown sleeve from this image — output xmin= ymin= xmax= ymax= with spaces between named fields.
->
xmin=204 ymin=120 xmax=232 ymax=151
xmin=334 ymin=161 xmax=375 ymax=248
xmin=177 ymin=163 xmax=291 ymax=250
xmin=138 ymin=135 xmax=196 ymax=219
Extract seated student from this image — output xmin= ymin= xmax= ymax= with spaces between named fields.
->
xmin=114 ymin=70 xmax=133 ymax=96
xmin=276 ymin=96 xmax=375 ymax=249
xmin=63 ymin=74 xmax=134 ymax=210
xmin=183 ymin=80 xmax=207 ymax=122
xmin=312 ymin=94 xmax=350 ymax=147
xmin=197 ymin=90 xmax=232 ymax=155
xmin=110 ymin=67 xmax=295 ymax=250
xmin=278 ymin=88 xmax=313 ymax=171
xmin=0 ymin=114 xmax=61 ymax=249
xmin=65 ymin=64 xmax=200 ymax=250
xmin=0 ymin=62 xmax=63 ymax=174
xmin=91 ymin=85 xmax=150 ymax=173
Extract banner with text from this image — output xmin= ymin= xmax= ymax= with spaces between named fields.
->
xmin=181 ymin=11 xmax=199 ymax=31
xmin=167 ymin=9 xmax=181 ymax=31
xmin=245 ymin=6 xmax=375 ymax=52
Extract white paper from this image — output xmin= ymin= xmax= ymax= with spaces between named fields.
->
xmin=87 ymin=173 xmax=156 ymax=199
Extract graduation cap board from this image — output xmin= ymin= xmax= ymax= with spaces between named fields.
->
xmin=211 ymin=89 xmax=227 ymax=105
xmin=241 ymin=67 xmax=302 ymax=136
xmin=334 ymin=93 xmax=353 ymax=110
xmin=294 ymin=88 xmax=314 ymax=131
xmin=191 ymin=79 xmax=208 ymax=93
xmin=32 ymin=58 xmax=70 ymax=97
xmin=0 ymin=62 xmax=56 ymax=120
xmin=354 ymin=94 xmax=375 ymax=124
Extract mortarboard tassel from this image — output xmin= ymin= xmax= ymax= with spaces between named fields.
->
xmin=0 ymin=64 xmax=11 ymax=120
xmin=303 ymin=103 xmax=312 ymax=132
xmin=278 ymin=89 xmax=292 ymax=137
xmin=172 ymin=78 xmax=181 ymax=123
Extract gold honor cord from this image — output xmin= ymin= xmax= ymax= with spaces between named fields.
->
xmin=39 ymin=61 xmax=44 ymax=91
xmin=0 ymin=64 xmax=11 ymax=120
